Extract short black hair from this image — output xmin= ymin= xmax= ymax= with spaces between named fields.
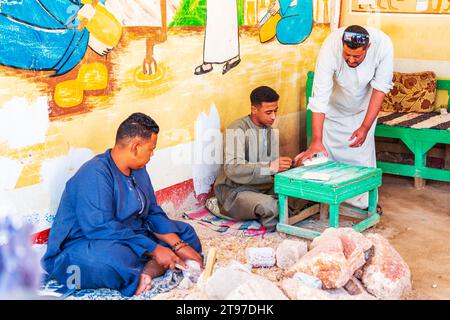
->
xmin=250 ymin=86 xmax=279 ymax=107
xmin=342 ymin=25 xmax=369 ymax=49
xmin=115 ymin=112 xmax=159 ymax=144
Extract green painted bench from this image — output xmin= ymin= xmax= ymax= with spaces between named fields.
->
xmin=275 ymin=161 xmax=382 ymax=239
xmin=305 ymin=71 xmax=450 ymax=187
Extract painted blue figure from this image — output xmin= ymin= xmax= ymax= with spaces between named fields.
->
xmin=274 ymin=0 xmax=313 ymax=45
xmin=42 ymin=113 xmax=203 ymax=297
xmin=0 ymin=0 xmax=106 ymax=76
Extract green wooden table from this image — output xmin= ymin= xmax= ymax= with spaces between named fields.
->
xmin=275 ymin=161 xmax=382 ymax=239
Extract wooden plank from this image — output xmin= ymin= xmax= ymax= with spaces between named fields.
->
xmin=288 ymin=204 xmax=320 ymax=225
xmin=320 ymin=203 xmax=329 ymax=222
xmin=414 ymin=177 xmax=426 ymax=189
xmin=200 ymin=247 xmax=217 ymax=287
xmin=339 ymin=205 xmax=368 ymax=220
xmin=352 ymin=214 xmax=380 ymax=233
xmin=277 ymin=223 xmax=321 ymax=239
xmin=376 ymin=141 xmax=445 ymax=159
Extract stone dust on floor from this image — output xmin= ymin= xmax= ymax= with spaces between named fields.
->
xmin=157 ymin=175 xmax=449 ymax=300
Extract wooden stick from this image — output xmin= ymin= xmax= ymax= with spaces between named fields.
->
xmin=202 ymin=247 xmax=217 ymax=282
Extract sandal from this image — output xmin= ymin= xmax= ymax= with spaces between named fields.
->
xmin=194 ymin=64 xmax=213 ymax=75
xmin=222 ymin=58 xmax=241 ymax=75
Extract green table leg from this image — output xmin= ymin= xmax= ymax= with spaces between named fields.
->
xmin=368 ymin=188 xmax=378 ymax=216
xmin=278 ymin=194 xmax=288 ymax=224
xmin=353 ymin=187 xmax=380 ymax=232
xmin=329 ymin=204 xmax=339 ymax=227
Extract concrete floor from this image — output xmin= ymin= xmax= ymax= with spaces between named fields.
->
xmin=374 ymin=175 xmax=450 ymax=299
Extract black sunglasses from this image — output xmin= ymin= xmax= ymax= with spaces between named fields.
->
xmin=342 ymin=31 xmax=369 ymax=46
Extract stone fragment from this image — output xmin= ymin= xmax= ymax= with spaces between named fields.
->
xmin=287 ymin=237 xmax=349 ymax=289
xmin=245 ymin=247 xmax=276 ymax=268
xmin=280 ymin=278 xmax=366 ymax=300
xmin=361 ymin=234 xmax=412 ymax=300
xmin=311 ymin=227 xmax=373 ymax=275
xmin=344 ymin=276 xmax=375 ymax=300
xmin=225 ymin=277 xmax=288 ymax=300
xmin=292 ymin=272 xmax=322 ymax=289
xmin=204 ymin=261 xmax=255 ymax=299
xmin=275 ymin=239 xmax=308 ymax=269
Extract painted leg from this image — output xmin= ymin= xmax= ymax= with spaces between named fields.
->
xmin=414 ymin=177 xmax=426 ymax=189
xmin=353 ymin=188 xmax=380 ymax=232
xmin=368 ymin=188 xmax=378 ymax=216
xmin=278 ymin=194 xmax=289 ymax=224
xmin=329 ymin=204 xmax=339 ymax=228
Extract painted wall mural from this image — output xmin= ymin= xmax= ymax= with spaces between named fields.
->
xmin=352 ymin=0 xmax=450 ymax=13
xmin=194 ymin=0 xmax=241 ymax=75
xmin=0 ymin=0 xmax=331 ymax=230
xmin=259 ymin=0 xmax=314 ymax=44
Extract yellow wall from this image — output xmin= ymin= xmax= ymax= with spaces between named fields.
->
xmin=0 ymin=1 xmax=331 ymax=224
xmin=341 ymin=1 xmax=450 ymax=61
xmin=0 ymin=27 xmax=329 ymax=188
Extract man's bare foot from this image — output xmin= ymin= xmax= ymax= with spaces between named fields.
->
xmin=134 ymin=258 xmax=169 ymax=295
xmin=135 ymin=273 xmax=152 ymax=296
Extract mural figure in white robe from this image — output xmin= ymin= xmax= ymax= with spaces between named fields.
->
xmin=194 ymin=0 xmax=241 ymax=75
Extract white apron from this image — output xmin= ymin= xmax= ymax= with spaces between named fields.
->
xmin=204 ymin=0 xmax=239 ymax=64
xmin=308 ymin=27 xmax=394 ymax=209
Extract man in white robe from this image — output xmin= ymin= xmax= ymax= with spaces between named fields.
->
xmin=295 ymin=25 xmax=394 ymax=209
xmin=194 ymin=0 xmax=241 ymax=75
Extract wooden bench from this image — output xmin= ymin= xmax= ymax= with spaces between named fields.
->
xmin=305 ymin=71 xmax=450 ymax=187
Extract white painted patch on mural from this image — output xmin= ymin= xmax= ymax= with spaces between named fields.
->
xmin=106 ymin=0 xmax=180 ymax=27
xmin=192 ymin=104 xmax=222 ymax=195
xmin=146 ymin=142 xmax=193 ymax=191
xmin=0 ymin=96 xmax=49 ymax=149
xmin=0 ymin=157 xmax=23 ymax=191
xmin=40 ymin=148 xmax=95 ymax=215
xmin=146 ymin=104 xmax=222 ymax=195
xmin=0 ymin=148 xmax=95 ymax=230
xmin=416 ymin=0 xmax=428 ymax=12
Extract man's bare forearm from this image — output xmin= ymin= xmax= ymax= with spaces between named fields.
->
xmin=361 ymin=89 xmax=385 ymax=130
xmin=311 ymin=112 xmax=325 ymax=143
xmin=153 ymin=232 xmax=180 ymax=247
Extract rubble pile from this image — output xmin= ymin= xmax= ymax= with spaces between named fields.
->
xmin=172 ymin=228 xmax=412 ymax=300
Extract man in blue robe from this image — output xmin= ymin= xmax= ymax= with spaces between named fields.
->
xmin=0 ymin=0 xmax=104 ymax=75
xmin=42 ymin=113 xmax=203 ymax=297
xmin=269 ymin=0 xmax=313 ymax=45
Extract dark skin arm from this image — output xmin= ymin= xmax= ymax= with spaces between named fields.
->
xmin=294 ymin=89 xmax=385 ymax=166
xmin=349 ymin=89 xmax=385 ymax=147
xmin=146 ymin=233 xmax=203 ymax=269
xmin=294 ymin=112 xmax=328 ymax=166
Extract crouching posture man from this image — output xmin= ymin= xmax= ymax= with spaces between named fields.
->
xmin=213 ymin=86 xmax=308 ymax=231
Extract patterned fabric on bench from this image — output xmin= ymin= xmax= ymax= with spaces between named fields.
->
xmin=377 ymin=111 xmax=450 ymax=130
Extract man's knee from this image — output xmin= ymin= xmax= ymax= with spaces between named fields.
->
xmin=177 ymin=222 xmax=202 ymax=253
xmin=254 ymin=196 xmax=279 ymax=218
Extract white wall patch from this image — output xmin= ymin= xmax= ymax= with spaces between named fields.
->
xmin=0 ymin=157 xmax=23 ymax=191
xmin=0 ymin=96 xmax=49 ymax=149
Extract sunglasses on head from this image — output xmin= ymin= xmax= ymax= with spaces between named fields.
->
xmin=343 ymin=31 xmax=369 ymax=46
